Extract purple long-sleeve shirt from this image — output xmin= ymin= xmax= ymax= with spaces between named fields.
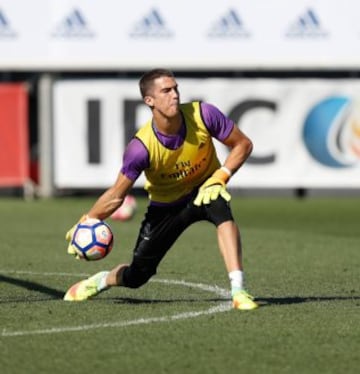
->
xmin=121 ymin=102 xmax=234 ymax=181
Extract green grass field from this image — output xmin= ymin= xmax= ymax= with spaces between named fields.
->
xmin=0 ymin=196 xmax=359 ymax=374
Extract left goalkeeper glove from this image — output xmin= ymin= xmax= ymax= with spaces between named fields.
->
xmin=65 ymin=214 xmax=89 ymax=259
xmin=193 ymin=167 xmax=232 ymax=206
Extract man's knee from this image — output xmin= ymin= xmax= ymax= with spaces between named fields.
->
xmin=206 ymin=198 xmax=234 ymax=226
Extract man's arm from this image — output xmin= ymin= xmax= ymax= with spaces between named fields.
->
xmin=221 ymin=125 xmax=253 ymax=175
xmin=65 ymin=173 xmax=135 ymax=258
xmin=193 ymin=125 xmax=252 ymax=206
xmin=87 ymin=173 xmax=134 ymax=220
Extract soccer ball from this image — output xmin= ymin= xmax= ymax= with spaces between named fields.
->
xmin=111 ymin=195 xmax=137 ymax=221
xmin=71 ymin=218 xmax=114 ymax=261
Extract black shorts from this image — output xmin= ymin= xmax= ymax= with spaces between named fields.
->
xmin=122 ymin=196 xmax=234 ymax=288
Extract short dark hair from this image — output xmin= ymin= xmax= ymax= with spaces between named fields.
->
xmin=139 ymin=68 xmax=175 ymax=98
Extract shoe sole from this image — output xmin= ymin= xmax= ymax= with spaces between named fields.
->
xmin=63 ymin=281 xmax=91 ymax=301
xmin=232 ymin=301 xmax=259 ymax=310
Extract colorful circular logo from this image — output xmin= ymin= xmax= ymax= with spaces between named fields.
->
xmin=303 ymin=96 xmax=360 ymax=168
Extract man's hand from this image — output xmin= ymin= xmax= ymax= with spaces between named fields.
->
xmin=65 ymin=214 xmax=88 ymax=259
xmin=193 ymin=168 xmax=231 ymax=206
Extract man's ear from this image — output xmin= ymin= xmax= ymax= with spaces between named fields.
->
xmin=144 ymin=95 xmax=154 ymax=107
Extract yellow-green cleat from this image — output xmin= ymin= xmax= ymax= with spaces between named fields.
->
xmin=63 ymin=279 xmax=99 ymax=301
xmin=63 ymin=272 xmax=108 ymax=301
xmin=232 ymin=290 xmax=258 ymax=310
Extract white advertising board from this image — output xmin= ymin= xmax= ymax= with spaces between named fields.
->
xmin=0 ymin=0 xmax=360 ymax=70
xmin=53 ymin=78 xmax=360 ymax=189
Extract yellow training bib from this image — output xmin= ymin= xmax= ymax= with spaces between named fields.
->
xmin=135 ymin=102 xmax=220 ymax=203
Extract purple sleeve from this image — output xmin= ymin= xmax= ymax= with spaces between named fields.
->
xmin=120 ymin=138 xmax=149 ymax=181
xmin=200 ymin=102 xmax=234 ymax=141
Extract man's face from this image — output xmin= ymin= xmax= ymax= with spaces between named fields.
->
xmin=144 ymin=76 xmax=180 ymax=118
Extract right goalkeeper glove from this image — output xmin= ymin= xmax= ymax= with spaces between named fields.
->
xmin=65 ymin=214 xmax=89 ymax=259
xmin=193 ymin=167 xmax=232 ymax=206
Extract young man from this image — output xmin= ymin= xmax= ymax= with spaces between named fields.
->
xmin=64 ymin=68 xmax=258 ymax=310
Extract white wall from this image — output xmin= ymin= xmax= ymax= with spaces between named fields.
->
xmin=0 ymin=0 xmax=359 ymax=70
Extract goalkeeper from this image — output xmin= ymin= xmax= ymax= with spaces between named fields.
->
xmin=64 ymin=68 xmax=258 ymax=310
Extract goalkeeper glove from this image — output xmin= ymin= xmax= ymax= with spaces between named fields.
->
xmin=193 ymin=167 xmax=232 ymax=206
xmin=65 ymin=214 xmax=89 ymax=259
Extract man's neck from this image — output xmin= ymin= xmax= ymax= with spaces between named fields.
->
xmin=152 ymin=113 xmax=182 ymax=136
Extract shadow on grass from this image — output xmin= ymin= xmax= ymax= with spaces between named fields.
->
xmin=1 ymin=273 xmax=358 ymax=307
xmin=256 ymin=295 xmax=360 ymax=307
xmin=98 ymin=295 xmax=360 ymax=306
xmin=103 ymin=297 xmax=227 ymax=304
xmin=0 ymin=273 xmax=65 ymax=302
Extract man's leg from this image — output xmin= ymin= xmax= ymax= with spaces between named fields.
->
xmin=216 ymin=221 xmax=258 ymax=310
xmin=64 ymin=203 xmax=194 ymax=301
xmin=202 ymin=197 xmax=258 ymax=310
xmin=216 ymin=220 xmax=242 ymax=272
